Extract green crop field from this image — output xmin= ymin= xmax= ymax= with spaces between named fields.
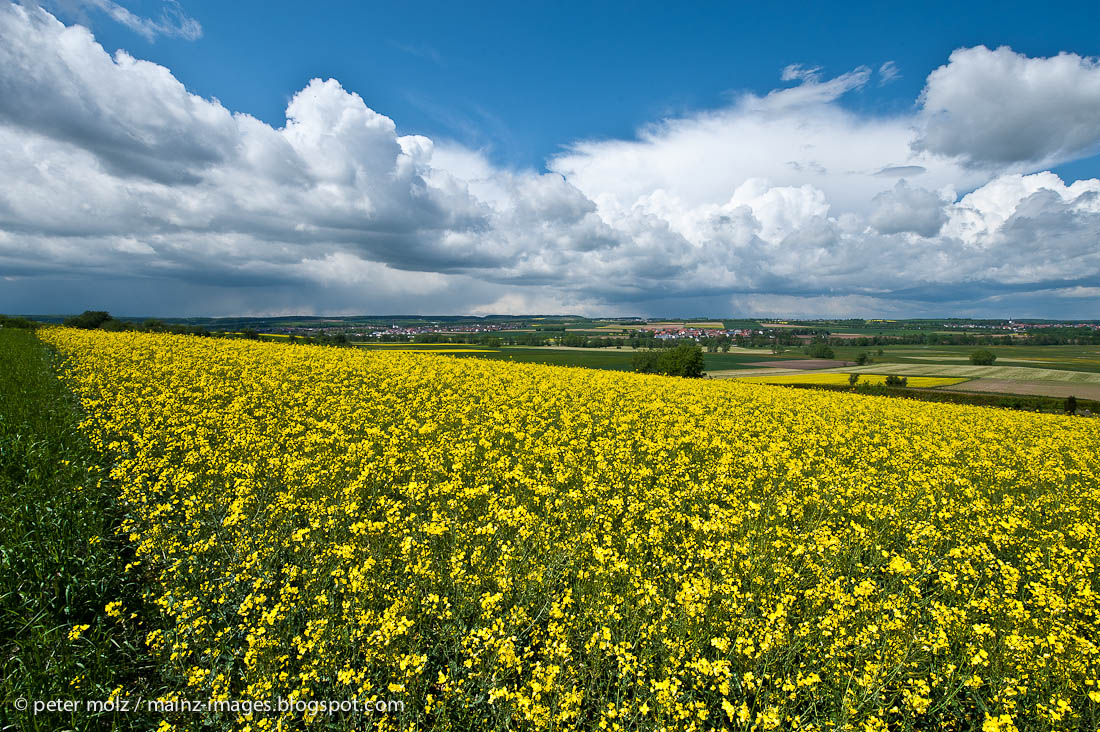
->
xmin=829 ymin=344 xmax=1100 ymax=374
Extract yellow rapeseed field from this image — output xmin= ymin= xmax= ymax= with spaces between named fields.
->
xmin=732 ymin=374 xmax=967 ymax=388
xmin=42 ymin=328 xmax=1100 ymax=731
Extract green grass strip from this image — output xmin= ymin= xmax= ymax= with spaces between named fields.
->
xmin=0 ymin=327 xmax=161 ymax=730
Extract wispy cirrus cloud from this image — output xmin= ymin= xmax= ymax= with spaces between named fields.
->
xmin=387 ymin=40 xmax=445 ymax=67
xmin=878 ymin=60 xmax=900 ymax=85
xmin=33 ymin=0 xmax=201 ymax=40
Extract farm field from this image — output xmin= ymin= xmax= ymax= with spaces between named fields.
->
xmin=731 ymin=373 xmax=967 ymax=388
xmin=29 ymin=327 xmax=1100 ymax=731
xmin=828 ymin=346 xmax=1100 ymax=375
xmin=941 ymin=378 xmax=1100 ymax=401
xmin=707 ymin=368 xmax=807 ymax=379
xmin=362 ymin=348 xmax=500 ymax=354
xmin=362 ymin=346 xmax=793 ymax=373
xmin=744 ymin=359 xmax=851 ymax=370
xmin=348 ymin=342 xmax=1100 ymax=403
xmin=843 ymin=363 xmax=1100 ymax=383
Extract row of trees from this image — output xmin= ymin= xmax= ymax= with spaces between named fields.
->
xmin=810 ymin=332 xmax=1100 ymax=347
xmin=65 ymin=311 xmax=212 ymax=336
xmin=61 ymin=311 xmax=359 ymax=347
xmin=0 ymin=314 xmax=38 ymax=329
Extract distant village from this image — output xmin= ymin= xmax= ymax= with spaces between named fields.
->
xmin=252 ymin=318 xmax=1100 ymax=343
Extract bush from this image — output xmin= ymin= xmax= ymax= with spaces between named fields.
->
xmin=884 ymin=375 xmax=908 ymax=387
xmin=1065 ymin=395 xmax=1077 ymax=414
xmin=970 ymin=350 xmax=997 ymax=365
xmin=855 ymin=352 xmax=871 ymax=366
xmin=806 ymin=342 xmax=835 ymax=359
xmin=848 ymin=373 xmax=859 ymax=386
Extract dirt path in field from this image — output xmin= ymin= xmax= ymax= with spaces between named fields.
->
xmin=941 ymin=379 xmax=1100 ymax=400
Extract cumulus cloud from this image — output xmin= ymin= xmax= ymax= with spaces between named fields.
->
xmin=869 ymin=180 xmax=947 ymax=237
xmin=1 ymin=3 xmax=1099 ymax=318
xmin=549 ymin=67 xmax=974 ymax=217
xmin=0 ymin=6 xmax=230 ymax=182
xmin=916 ymin=45 xmax=1100 ymax=168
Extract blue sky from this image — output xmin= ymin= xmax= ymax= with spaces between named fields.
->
xmin=75 ymin=0 xmax=1100 ymax=176
xmin=2 ymin=1 xmax=1100 ymax=317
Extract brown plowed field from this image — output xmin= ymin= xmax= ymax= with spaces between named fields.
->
xmin=746 ymin=359 xmax=851 ymax=370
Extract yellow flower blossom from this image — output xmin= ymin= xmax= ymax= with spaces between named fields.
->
xmin=39 ymin=327 xmax=1100 ymax=729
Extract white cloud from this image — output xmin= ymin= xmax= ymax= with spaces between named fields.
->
xmin=0 ymin=6 xmax=231 ymax=182
xmin=468 ymin=290 xmax=607 ymax=318
xmin=1 ymin=4 xmax=1099 ymax=318
xmin=780 ymin=63 xmax=822 ymax=83
xmin=878 ymin=60 xmax=900 ymax=85
xmin=869 ymin=180 xmax=948 ymax=237
xmin=40 ymin=0 xmax=201 ymax=40
xmin=729 ymin=293 xmax=911 ymax=319
xmin=916 ymin=45 xmax=1100 ymax=168
xmin=549 ymin=68 xmax=977 ymax=217
xmin=297 ymin=252 xmax=450 ymax=295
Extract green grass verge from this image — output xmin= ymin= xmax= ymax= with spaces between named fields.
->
xmin=0 ymin=327 xmax=160 ymax=730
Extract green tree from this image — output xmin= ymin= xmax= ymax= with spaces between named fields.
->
xmin=970 ymin=350 xmax=997 ymax=365
xmin=632 ymin=344 xmax=705 ymax=378
xmin=848 ymin=373 xmax=859 ymax=386
xmin=656 ymin=343 xmax=706 ymax=378
xmin=63 ymin=310 xmax=114 ymax=329
xmin=806 ymin=342 xmax=835 ymax=359
xmin=631 ymin=352 xmax=660 ymax=374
